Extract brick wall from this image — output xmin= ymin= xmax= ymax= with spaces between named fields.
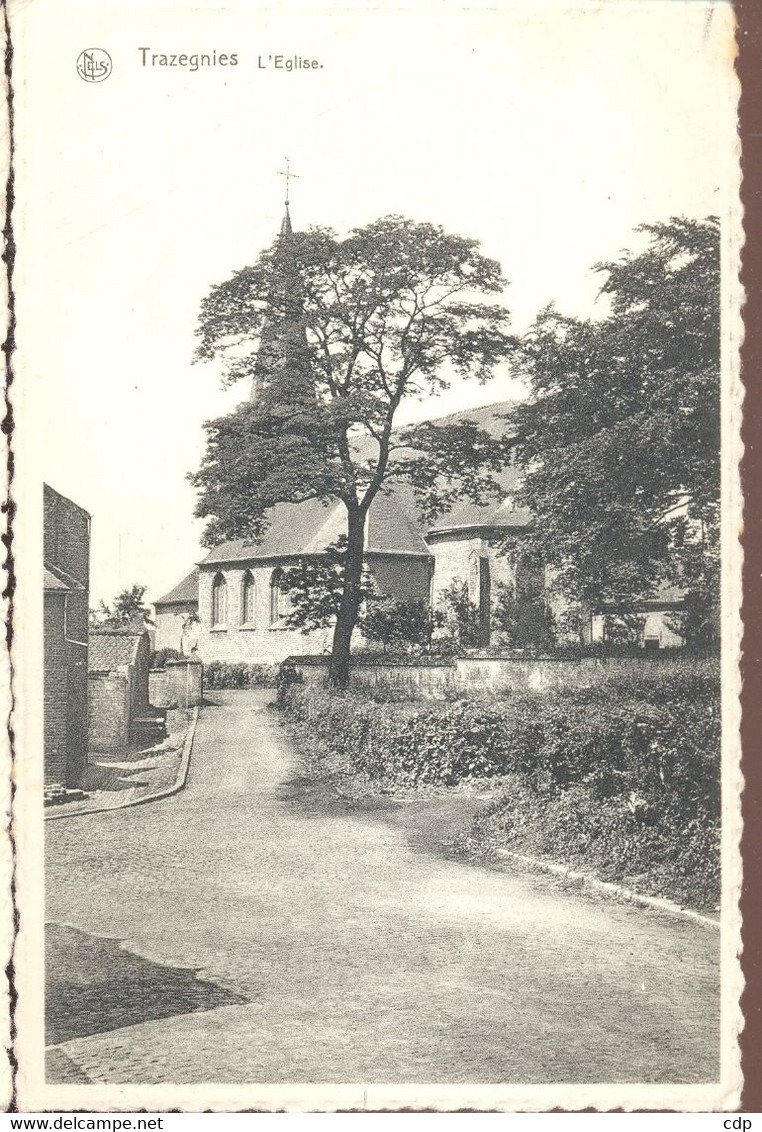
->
xmin=149 ymin=669 xmax=168 ymax=705
xmin=65 ymin=639 xmax=88 ymax=782
xmin=150 ymin=660 xmax=203 ymax=708
xmin=44 ymin=593 xmax=69 ymax=783
xmin=44 ymin=485 xmax=90 ymax=641
xmin=88 ymin=671 xmax=130 ymax=750
xmin=128 ymin=633 xmax=151 ymax=727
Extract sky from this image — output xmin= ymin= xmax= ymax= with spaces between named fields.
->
xmin=12 ymin=0 xmax=736 ymax=606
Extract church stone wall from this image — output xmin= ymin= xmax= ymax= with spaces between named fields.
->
xmin=195 ymin=554 xmax=432 ymax=665
xmin=154 ymin=603 xmax=192 ymax=654
xmin=429 ymin=531 xmax=515 ymax=611
xmin=197 ymin=563 xmax=333 ymax=664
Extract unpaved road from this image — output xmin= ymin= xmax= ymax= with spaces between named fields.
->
xmin=45 ymin=689 xmax=720 ymax=1084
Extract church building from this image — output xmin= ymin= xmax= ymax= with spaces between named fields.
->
xmin=154 ymin=438 xmax=534 ymax=664
xmin=154 ymin=205 xmax=686 ymax=659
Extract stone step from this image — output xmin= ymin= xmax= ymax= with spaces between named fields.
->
xmin=131 ymin=715 xmax=167 ymax=747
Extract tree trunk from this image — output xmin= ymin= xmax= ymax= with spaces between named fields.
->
xmin=328 ymin=509 xmax=366 ymax=688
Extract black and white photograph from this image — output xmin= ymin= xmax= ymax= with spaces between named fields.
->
xmin=9 ymin=0 xmax=742 ymax=1111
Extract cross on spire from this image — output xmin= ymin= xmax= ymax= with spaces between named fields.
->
xmin=278 ymin=158 xmax=299 ymax=206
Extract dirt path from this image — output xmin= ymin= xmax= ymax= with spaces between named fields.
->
xmin=45 ymin=689 xmax=720 ymax=1085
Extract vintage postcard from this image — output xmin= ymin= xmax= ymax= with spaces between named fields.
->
xmin=6 ymin=0 xmax=743 ymax=1112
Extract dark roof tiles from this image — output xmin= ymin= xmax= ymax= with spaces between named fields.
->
xmin=154 ymin=568 xmax=200 ymax=607
xmin=88 ymin=630 xmax=147 ymax=672
xmin=200 ymin=484 xmax=432 ymax=567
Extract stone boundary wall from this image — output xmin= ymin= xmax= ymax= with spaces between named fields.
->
xmin=290 ymin=653 xmax=714 ymax=698
xmin=149 ymin=659 xmax=204 ymax=708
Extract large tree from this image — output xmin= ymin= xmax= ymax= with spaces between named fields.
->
xmin=511 ymin=217 xmax=720 ymax=642
xmin=191 ymin=215 xmax=513 ymax=685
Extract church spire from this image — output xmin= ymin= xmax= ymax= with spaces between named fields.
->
xmin=278 ymin=158 xmax=298 ymax=237
xmin=250 ymin=176 xmax=314 ymax=407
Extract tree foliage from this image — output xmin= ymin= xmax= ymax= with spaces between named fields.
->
xmin=437 ymin=580 xmax=482 ymax=650
xmin=512 ymin=217 xmax=720 ymax=638
xmin=361 ymin=596 xmax=445 ymax=654
xmin=191 ymin=216 xmax=514 ymax=683
xmin=90 ymin=584 xmax=155 ymax=631
xmin=278 ymin=539 xmax=374 ymax=634
xmin=492 ymin=584 xmax=555 ymax=652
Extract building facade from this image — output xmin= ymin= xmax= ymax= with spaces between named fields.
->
xmin=192 ymin=489 xmax=433 ymax=664
xmin=43 ymin=485 xmax=90 ymax=785
xmin=153 ymin=568 xmax=199 ymax=655
xmin=88 ymin=629 xmax=153 ymax=750
xmin=155 ymin=414 xmax=687 ymax=663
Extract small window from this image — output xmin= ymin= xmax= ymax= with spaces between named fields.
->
xmin=270 ymin=567 xmax=289 ymax=625
xmin=241 ymin=571 xmax=256 ymax=626
xmin=211 ymin=573 xmax=227 ymax=627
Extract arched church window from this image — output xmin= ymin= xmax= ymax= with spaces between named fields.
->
xmin=241 ymin=571 xmax=256 ymax=626
xmin=270 ymin=567 xmax=289 ymax=625
xmin=211 ymin=573 xmax=227 ymax=627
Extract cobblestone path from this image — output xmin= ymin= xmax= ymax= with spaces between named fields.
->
xmin=45 ymin=689 xmax=720 ymax=1085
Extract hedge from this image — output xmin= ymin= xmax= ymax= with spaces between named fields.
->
xmin=204 ymin=660 xmax=280 ymax=689
xmin=150 ymin=648 xmax=184 ymax=669
xmin=281 ymin=665 xmax=721 ymax=908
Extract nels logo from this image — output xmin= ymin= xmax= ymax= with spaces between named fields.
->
xmin=76 ymin=49 xmax=112 ymax=83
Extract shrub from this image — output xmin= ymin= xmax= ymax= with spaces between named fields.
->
xmin=150 ymin=648 xmax=184 ymax=669
xmin=204 ymin=660 xmax=280 ymax=689
xmin=280 ymin=662 xmax=721 ymax=907
xmin=275 ymin=660 xmax=303 ymax=705
xmin=437 ymin=580 xmax=482 ymax=649
xmin=360 ymin=596 xmax=445 ymax=653
xmin=492 ymin=582 xmax=556 ymax=651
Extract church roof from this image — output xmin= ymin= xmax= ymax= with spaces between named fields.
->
xmin=426 ymin=493 xmax=532 ymax=536
xmin=413 ymin=400 xmax=530 ymax=534
xmin=154 ymin=568 xmax=199 ymax=607
xmin=200 ymin=483 xmax=431 ymax=568
xmin=149 ymin=401 xmax=521 ymax=603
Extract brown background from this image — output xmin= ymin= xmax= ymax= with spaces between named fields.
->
xmin=737 ymin=0 xmax=760 ymax=1112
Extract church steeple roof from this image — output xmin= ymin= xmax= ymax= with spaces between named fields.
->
xmin=250 ymin=201 xmax=314 ymax=407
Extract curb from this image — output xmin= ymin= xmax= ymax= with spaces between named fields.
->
xmin=494 ymin=848 xmax=720 ymax=930
xmin=46 ymin=707 xmax=200 ymax=821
